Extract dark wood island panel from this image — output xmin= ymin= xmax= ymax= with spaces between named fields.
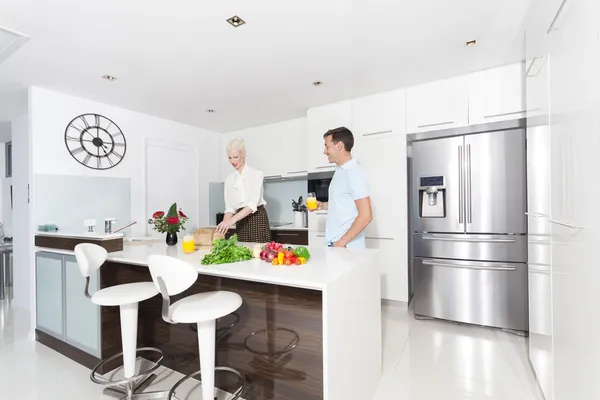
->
xmin=100 ymin=261 xmax=324 ymax=400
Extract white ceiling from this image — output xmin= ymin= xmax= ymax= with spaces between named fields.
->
xmin=0 ymin=0 xmax=530 ymax=132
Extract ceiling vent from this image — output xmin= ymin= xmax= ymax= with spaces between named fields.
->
xmin=0 ymin=26 xmax=29 ymax=65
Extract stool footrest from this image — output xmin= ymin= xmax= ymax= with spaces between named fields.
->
xmin=168 ymin=366 xmax=246 ymax=400
xmin=90 ymin=347 xmax=164 ymax=387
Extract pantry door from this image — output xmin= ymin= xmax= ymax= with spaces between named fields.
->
xmin=145 ymin=142 xmax=199 ymax=238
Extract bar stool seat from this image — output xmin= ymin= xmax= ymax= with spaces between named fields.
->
xmin=92 ymin=282 xmax=159 ymax=306
xmin=169 ymin=292 xmax=242 ymax=323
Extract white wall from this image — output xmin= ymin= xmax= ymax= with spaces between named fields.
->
xmin=29 ymin=87 xmax=222 ymax=236
xmin=11 ymin=113 xmax=32 ymax=312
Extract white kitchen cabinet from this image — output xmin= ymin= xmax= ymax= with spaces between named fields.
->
xmin=351 ymin=90 xmax=406 ymax=137
xmin=366 ymin=238 xmax=406 ymax=302
xmin=308 ymin=231 xmax=326 ymax=247
xmin=221 ymin=118 xmax=307 ymax=181
xmin=307 ymin=101 xmax=352 ymax=172
xmin=308 ymin=210 xmax=328 ymax=234
xmin=406 ymin=76 xmax=469 ymax=133
xmin=468 ymin=63 xmax=527 ymax=125
xmin=65 ymin=256 xmax=100 ymax=355
xmin=36 ymin=252 xmax=64 ymax=338
xmin=353 ymin=133 xmax=406 ymax=241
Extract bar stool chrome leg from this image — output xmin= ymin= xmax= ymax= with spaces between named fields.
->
xmin=167 ymin=366 xmax=246 ymax=400
xmin=90 ymin=347 xmax=170 ymax=400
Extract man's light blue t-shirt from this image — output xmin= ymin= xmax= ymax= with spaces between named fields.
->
xmin=325 ymin=158 xmax=370 ymax=249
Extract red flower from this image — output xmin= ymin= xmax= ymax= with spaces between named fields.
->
xmin=167 ymin=216 xmax=179 ymax=225
xmin=178 ymin=210 xmax=187 ymax=218
xmin=153 ymin=211 xmax=164 ymax=219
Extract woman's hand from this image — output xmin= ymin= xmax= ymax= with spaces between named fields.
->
xmin=216 ymin=219 xmax=233 ymax=235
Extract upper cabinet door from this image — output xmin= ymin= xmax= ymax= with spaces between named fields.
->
xmin=406 ymin=76 xmax=469 ymax=133
xmin=469 ymin=63 xmax=527 ymax=125
xmin=277 ymin=118 xmax=308 ymax=177
xmin=352 ymin=90 xmax=406 ymax=137
xmin=307 ymin=101 xmax=352 ymax=172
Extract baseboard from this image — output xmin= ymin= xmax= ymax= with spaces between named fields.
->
xmin=35 ymin=329 xmax=100 ymax=369
xmin=381 ymin=299 xmax=408 ymax=308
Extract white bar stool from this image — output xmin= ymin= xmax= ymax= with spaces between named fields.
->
xmin=74 ymin=244 xmax=169 ymax=400
xmin=147 ymin=255 xmax=246 ymax=400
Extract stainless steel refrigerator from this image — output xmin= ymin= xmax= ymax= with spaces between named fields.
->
xmin=410 ymin=120 xmax=528 ymax=333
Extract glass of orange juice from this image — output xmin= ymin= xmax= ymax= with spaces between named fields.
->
xmin=306 ymin=192 xmax=318 ymax=211
xmin=182 ymin=235 xmax=195 ymax=254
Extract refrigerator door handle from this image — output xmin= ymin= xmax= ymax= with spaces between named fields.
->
xmin=466 ymin=143 xmax=472 ymax=223
xmin=421 ymin=234 xmax=516 ymax=243
xmin=421 ymin=259 xmax=517 ymax=271
xmin=458 ymin=145 xmax=464 ymax=224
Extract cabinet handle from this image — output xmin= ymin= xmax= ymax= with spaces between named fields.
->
xmin=264 ymin=175 xmax=283 ymax=180
xmin=466 ymin=143 xmax=472 ymax=223
xmin=276 ymin=233 xmax=299 ymax=237
xmin=363 ymin=130 xmax=393 ymax=137
xmin=315 ymin=165 xmax=334 ymax=170
xmin=484 ymin=111 xmax=526 ymax=119
xmin=548 ymin=219 xmax=586 ymax=229
xmin=526 ymin=56 xmax=547 ymax=77
xmin=365 ymin=237 xmax=394 ymax=240
xmin=547 ymin=0 xmax=569 ymax=33
xmin=417 ymin=121 xmax=454 ymax=129
xmin=316 ymin=234 xmax=325 ymax=238
xmin=525 ymin=212 xmax=549 ymax=218
xmin=287 ymin=170 xmax=308 ymax=174
xmin=421 ymin=234 xmax=515 ymax=243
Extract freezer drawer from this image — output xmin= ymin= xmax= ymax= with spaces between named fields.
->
xmin=413 ymin=233 xmax=527 ymax=263
xmin=413 ymin=257 xmax=528 ymax=331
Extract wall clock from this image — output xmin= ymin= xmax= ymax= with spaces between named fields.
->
xmin=64 ymin=113 xmax=127 ymax=170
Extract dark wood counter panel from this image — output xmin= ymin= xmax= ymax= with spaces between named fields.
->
xmin=100 ymin=261 xmax=324 ymax=400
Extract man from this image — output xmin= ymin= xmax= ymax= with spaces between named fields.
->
xmin=311 ymin=127 xmax=373 ymax=249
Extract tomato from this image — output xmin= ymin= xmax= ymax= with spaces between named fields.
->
xmin=284 ymin=258 xmax=293 ymax=266
xmin=283 ymin=250 xmax=294 ymax=259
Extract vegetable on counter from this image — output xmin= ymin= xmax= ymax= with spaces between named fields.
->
xmin=201 ymin=234 xmax=253 ymax=265
xmin=293 ymin=246 xmax=310 ymax=260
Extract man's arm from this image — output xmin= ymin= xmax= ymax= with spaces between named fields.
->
xmin=334 ymin=197 xmax=373 ymax=247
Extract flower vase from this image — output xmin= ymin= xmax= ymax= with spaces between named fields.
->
xmin=166 ymin=232 xmax=178 ymax=246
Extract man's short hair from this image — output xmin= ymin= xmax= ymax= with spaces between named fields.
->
xmin=324 ymin=127 xmax=354 ymax=152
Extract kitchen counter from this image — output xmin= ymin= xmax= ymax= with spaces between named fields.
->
xmin=34 ymin=241 xmax=381 ymax=400
xmin=36 ymin=241 xmax=375 ymax=290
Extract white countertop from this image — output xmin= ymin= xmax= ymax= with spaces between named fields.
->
xmin=36 ymin=231 xmax=124 ymax=240
xmin=36 ymin=241 xmax=378 ymax=291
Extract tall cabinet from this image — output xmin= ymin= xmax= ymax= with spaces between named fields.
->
xmin=526 ymin=1 xmax=600 ymax=399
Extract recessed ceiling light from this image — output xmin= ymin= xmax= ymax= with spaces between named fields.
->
xmin=312 ymin=81 xmax=324 ymax=87
xmin=465 ymin=40 xmax=477 ymax=47
xmin=101 ymin=75 xmax=117 ymax=81
xmin=206 ymin=109 xmax=216 ymax=113
xmin=226 ymin=15 xmax=246 ymax=27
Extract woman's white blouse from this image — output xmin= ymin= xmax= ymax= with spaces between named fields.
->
xmin=224 ymin=165 xmax=267 ymax=214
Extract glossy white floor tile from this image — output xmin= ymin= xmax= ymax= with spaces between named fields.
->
xmin=0 ymin=302 xmax=545 ymax=400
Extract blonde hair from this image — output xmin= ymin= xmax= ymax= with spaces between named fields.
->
xmin=227 ymin=137 xmax=246 ymax=153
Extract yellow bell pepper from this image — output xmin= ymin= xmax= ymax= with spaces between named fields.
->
xmin=278 ymin=251 xmax=284 ymax=265
xmin=298 ymin=257 xmax=307 ymax=265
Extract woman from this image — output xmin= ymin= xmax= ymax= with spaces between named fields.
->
xmin=215 ymin=137 xmax=272 ymax=243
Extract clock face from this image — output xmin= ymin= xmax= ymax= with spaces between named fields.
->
xmin=64 ymin=114 xmax=127 ymax=170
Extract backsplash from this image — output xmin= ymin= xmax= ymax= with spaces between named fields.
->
xmin=208 ymin=179 xmax=308 ymax=225
xmin=34 ymin=174 xmax=131 ymax=235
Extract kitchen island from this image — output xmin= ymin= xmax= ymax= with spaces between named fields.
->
xmin=34 ymin=240 xmax=382 ymax=400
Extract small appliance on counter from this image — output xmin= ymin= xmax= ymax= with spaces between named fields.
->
xmin=84 ymin=219 xmax=97 ymax=233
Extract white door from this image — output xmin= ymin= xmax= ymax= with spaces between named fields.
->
xmin=146 ymin=143 xmax=199 ymax=237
